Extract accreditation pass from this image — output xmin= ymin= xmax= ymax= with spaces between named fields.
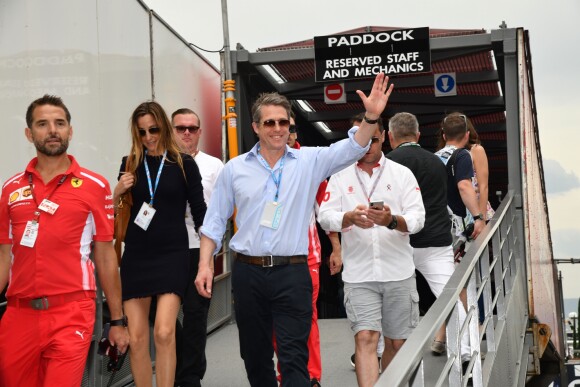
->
xmin=260 ymin=201 xmax=283 ymax=230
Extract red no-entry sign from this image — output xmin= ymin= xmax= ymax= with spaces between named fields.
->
xmin=324 ymin=83 xmax=346 ymax=104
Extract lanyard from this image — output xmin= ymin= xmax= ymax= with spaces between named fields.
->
xmin=143 ymin=150 xmax=167 ymax=206
xmin=28 ymin=173 xmax=68 ymax=223
xmin=397 ymin=142 xmax=421 ymax=148
xmin=256 ymin=145 xmax=285 ymax=203
xmin=354 ymin=162 xmax=385 ymax=202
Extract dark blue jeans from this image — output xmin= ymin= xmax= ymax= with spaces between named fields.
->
xmin=232 ymin=260 xmax=312 ymax=387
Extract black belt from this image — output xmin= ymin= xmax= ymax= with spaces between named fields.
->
xmin=236 ymin=253 xmax=307 ymax=267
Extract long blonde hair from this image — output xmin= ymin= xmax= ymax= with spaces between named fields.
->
xmin=126 ymin=101 xmax=185 ymax=179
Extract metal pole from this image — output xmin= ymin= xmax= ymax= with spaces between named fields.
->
xmin=220 ymin=0 xmax=239 ymax=160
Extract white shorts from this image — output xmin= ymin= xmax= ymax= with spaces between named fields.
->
xmin=413 ymin=245 xmax=454 ymax=297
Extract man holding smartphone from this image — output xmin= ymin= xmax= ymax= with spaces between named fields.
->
xmin=319 ymin=120 xmax=425 ymax=387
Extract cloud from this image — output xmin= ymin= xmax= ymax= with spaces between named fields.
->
xmin=552 ymin=228 xmax=580 ymax=258
xmin=543 ymin=159 xmax=580 ymax=195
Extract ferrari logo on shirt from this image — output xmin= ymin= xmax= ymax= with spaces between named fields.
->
xmin=71 ymin=178 xmax=83 ymax=188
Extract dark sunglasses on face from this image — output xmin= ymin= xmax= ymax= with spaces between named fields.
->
xmin=370 ymin=136 xmax=380 ymax=144
xmin=174 ymin=125 xmax=200 ymax=134
xmin=138 ymin=127 xmax=161 ymax=136
xmin=261 ymin=119 xmax=291 ymax=129
xmin=289 ymin=125 xmax=297 ymax=133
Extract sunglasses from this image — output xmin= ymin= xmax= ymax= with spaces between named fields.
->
xmin=261 ymin=119 xmax=291 ymax=129
xmin=443 ymin=114 xmax=468 ymax=131
xmin=174 ymin=125 xmax=200 ymax=134
xmin=370 ymin=136 xmax=380 ymax=144
xmin=289 ymin=125 xmax=297 ymax=133
xmin=138 ymin=127 xmax=160 ymax=136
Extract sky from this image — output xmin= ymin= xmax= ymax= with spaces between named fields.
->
xmin=145 ymin=0 xmax=580 ymax=301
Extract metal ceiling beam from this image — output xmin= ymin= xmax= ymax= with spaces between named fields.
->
xmin=280 ymin=70 xmax=500 ymax=97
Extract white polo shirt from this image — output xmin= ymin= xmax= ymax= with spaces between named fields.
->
xmin=319 ymin=154 xmax=425 ymax=283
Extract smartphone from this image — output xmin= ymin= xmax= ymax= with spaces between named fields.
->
xmin=369 ymin=200 xmax=384 ymax=210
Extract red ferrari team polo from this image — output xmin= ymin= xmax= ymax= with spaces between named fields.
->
xmin=0 ymin=155 xmax=114 ymax=299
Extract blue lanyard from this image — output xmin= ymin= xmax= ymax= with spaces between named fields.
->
xmin=143 ymin=150 xmax=167 ymax=206
xmin=256 ymin=145 xmax=285 ymax=203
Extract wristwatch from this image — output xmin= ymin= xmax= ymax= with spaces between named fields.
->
xmin=472 ymin=213 xmax=484 ymax=221
xmin=110 ymin=315 xmax=128 ymax=327
xmin=387 ymin=215 xmax=398 ymax=230
xmin=363 ymin=115 xmax=379 ymax=124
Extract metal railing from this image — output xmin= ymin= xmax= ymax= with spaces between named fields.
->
xmin=377 ymin=190 xmax=529 ymax=387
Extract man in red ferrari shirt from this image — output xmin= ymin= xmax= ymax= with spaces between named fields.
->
xmin=0 ymin=95 xmax=129 ymax=387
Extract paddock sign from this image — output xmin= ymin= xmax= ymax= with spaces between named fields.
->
xmin=314 ymin=27 xmax=431 ymax=82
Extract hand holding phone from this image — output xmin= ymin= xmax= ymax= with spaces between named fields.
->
xmin=369 ymin=200 xmax=384 ymax=210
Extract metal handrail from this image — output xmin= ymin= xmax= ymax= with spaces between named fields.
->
xmin=376 ymin=190 xmax=521 ymax=386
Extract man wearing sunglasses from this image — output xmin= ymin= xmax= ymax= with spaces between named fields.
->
xmin=287 ymin=112 xmax=299 ymax=149
xmin=319 ymin=117 xmax=425 ymax=387
xmin=0 ymin=95 xmax=129 ymax=387
xmin=332 ymin=113 xmax=385 ymax=372
xmin=196 ymin=73 xmax=394 ymax=387
xmin=171 ymin=108 xmax=224 ymax=387
xmin=273 ymin=110 xmax=324 ymax=386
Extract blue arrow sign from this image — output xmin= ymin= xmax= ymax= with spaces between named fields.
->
xmin=434 ymin=73 xmax=457 ymax=97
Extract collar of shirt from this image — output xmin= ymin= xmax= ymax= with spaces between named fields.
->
xmin=356 ymin=154 xmax=386 ymax=172
xmin=245 ymin=143 xmax=299 ymax=163
xmin=25 ymin=155 xmax=82 ymax=182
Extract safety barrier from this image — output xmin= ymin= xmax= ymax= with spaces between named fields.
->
xmin=377 ymin=190 xmax=530 ymax=386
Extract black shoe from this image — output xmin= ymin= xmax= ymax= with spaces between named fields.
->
xmin=310 ymin=378 xmax=321 ymax=387
xmin=462 ymin=361 xmax=473 ymax=386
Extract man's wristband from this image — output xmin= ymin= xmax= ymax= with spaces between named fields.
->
xmin=110 ymin=315 xmax=128 ymax=327
xmin=472 ymin=213 xmax=484 ymax=221
xmin=387 ymin=215 xmax=398 ymax=230
xmin=363 ymin=115 xmax=379 ymax=125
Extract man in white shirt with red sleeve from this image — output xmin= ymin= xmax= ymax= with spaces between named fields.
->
xmin=318 ymin=120 xmax=425 ymax=387
xmin=0 ymin=95 xmax=129 ymax=387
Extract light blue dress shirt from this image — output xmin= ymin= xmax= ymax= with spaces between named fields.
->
xmin=200 ymin=127 xmax=369 ymax=256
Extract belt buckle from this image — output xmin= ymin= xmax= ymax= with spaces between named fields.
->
xmin=262 ymin=255 xmax=274 ymax=268
xmin=30 ymin=297 xmax=49 ymax=310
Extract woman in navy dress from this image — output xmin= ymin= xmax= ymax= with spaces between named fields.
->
xmin=113 ymin=101 xmax=206 ymax=387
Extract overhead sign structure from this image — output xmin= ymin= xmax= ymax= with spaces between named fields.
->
xmin=314 ymin=27 xmax=431 ymax=82
xmin=324 ymin=83 xmax=346 ymax=104
xmin=434 ymin=72 xmax=457 ymax=97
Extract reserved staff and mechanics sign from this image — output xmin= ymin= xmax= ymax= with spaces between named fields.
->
xmin=314 ymin=27 xmax=431 ymax=82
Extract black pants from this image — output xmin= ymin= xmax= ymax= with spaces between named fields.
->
xmin=232 ymin=260 xmax=312 ymax=387
xmin=176 ymin=248 xmax=212 ymax=387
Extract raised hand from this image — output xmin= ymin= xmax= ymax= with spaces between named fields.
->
xmin=356 ymin=73 xmax=394 ymax=118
